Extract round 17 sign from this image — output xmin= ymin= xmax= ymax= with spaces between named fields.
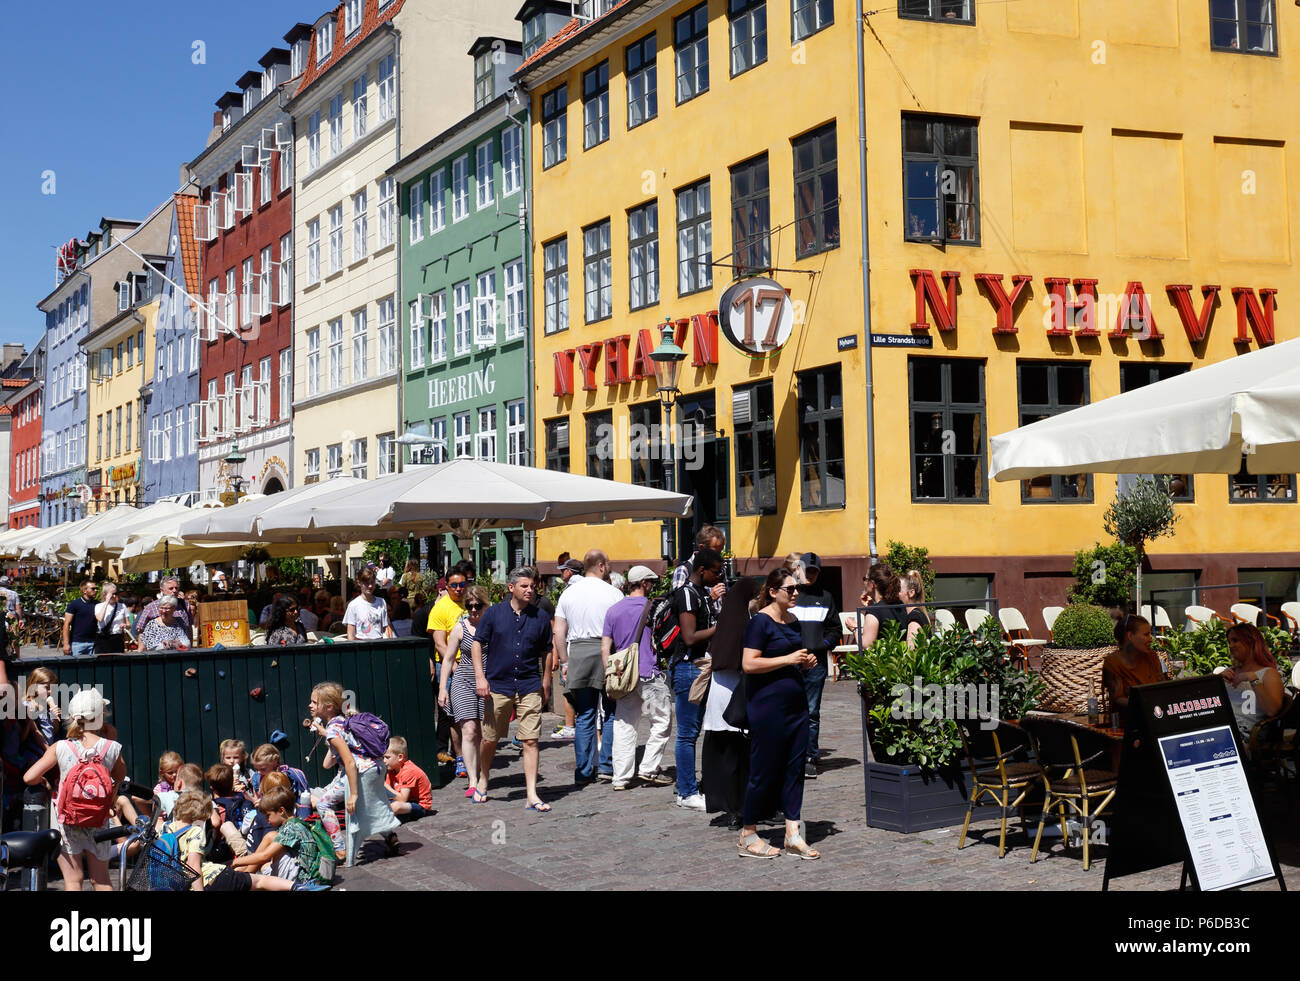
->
xmin=719 ymin=276 xmax=795 ymax=358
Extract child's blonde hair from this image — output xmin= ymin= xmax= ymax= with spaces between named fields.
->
xmin=173 ymin=790 xmax=213 ymax=825
xmin=25 ymin=667 xmax=57 ymax=698
xmin=257 ymin=787 xmax=296 ymax=816
xmin=387 ymin=736 xmax=408 ymax=757
xmin=218 ymin=738 xmax=247 ymax=760
xmin=175 ymin=763 xmax=204 ymax=792
xmin=158 ymin=750 xmax=183 ymax=783
xmin=311 ymin=681 xmax=346 ymax=719
xmin=250 ymin=743 xmax=282 ymax=768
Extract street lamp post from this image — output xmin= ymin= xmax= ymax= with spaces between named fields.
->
xmin=223 ymin=442 xmax=247 ymax=502
xmin=650 ymin=318 xmax=688 ymax=564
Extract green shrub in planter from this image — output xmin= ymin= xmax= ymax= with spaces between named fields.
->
xmin=1049 ymin=604 xmax=1115 ymax=649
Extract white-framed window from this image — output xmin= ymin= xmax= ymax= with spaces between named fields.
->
xmin=378 ymin=55 xmax=396 ymax=121
xmin=409 ymin=299 xmax=424 ymax=368
xmin=225 ymin=268 xmax=238 ymax=332
xmin=378 ymin=177 xmax=396 ymax=248
xmin=452 ymin=155 xmax=469 ymax=221
xmin=410 ymin=179 xmax=425 ymax=243
xmin=378 ymin=432 xmax=395 ymax=475
xmin=317 ymin=19 xmax=334 ymax=66
xmin=291 ymin=37 xmax=307 ymax=77
xmin=477 ymin=407 xmax=497 ymax=461
xmin=502 ymin=125 xmax=522 ymax=197
xmin=352 ymin=308 xmax=368 ymax=382
xmin=432 ymin=418 xmax=448 ymax=463
xmin=428 ymin=291 xmax=447 ymax=363
xmin=352 ymin=189 xmax=368 ymax=260
xmin=507 ymin=399 xmax=527 ymax=466
xmin=157 ymin=411 xmax=170 ymax=461
xmin=279 ymin=135 xmax=293 ymax=190
xmin=223 ymin=371 xmax=236 ymax=437
xmin=429 ymin=170 xmax=446 ymax=232
xmin=329 ymin=204 xmax=343 ymax=273
xmin=344 ymin=0 xmax=362 ymax=37
xmin=273 ymin=348 xmax=288 ymax=420
xmin=504 ymin=258 xmax=525 ymax=340
xmin=190 ymin=331 xmax=199 ymax=371
xmin=454 ymin=412 xmax=472 ymax=458
xmin=279 ymin=232 xmax=292 ymax=302
xmin=453 ymin=281 xmax=472 ymax=356
xmin=475 ymin=270 xmax=497 ymax=348
xmin=327 ymin=443 xmax=343 ymax=478
xmin=241 ymin=256 xmax=255 ymax=327
xmin=476 ymin=139 xmax=495 ymax=210
xmin=352 ymin=73 xmax=368 ymax=139
xmin=308 ymin=111 xmax=321 ymax=170
xmin=307 ymin=219 xmax=321 ymax=284
xmin=257 ymin=356 xmax=272 ymax=426
xmin=259 ymin=245 xmax=272 ymax=315
xmin=239 ymin=364 xmax=254 ymax=431
xmin=378 ymin=296 xmax=396 ymax=373
xmin=305 ymin=448 xmax=320 ymax=481
xmin=306 ymin=328 xmax=321 ymax=396
xmin=329 ymin=92 xmax=343 ymax=156
xmin=351 ymin=437 xmax=368 ymax=479
xmin=260 ymin=156 xmax=272 ymax=205
xmin=328 ymin=318 xmax=343 ymax=390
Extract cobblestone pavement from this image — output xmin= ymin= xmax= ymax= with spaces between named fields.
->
xmin=336 ymin=680 xmax=1298 ymax=891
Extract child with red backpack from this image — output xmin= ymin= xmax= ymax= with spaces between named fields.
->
xmin=22 ymin=688 xmax=125 ymax=891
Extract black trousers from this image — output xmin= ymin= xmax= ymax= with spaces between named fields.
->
xmin=432 ymin=674 xmax=452 ymax=757
xmin=702 ymin=730 xmax=749 ymax=818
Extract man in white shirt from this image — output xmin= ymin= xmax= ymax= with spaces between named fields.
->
xmin=553 ymin=549 xmax=624 ymax=784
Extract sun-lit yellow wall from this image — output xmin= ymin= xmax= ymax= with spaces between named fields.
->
xmin=528 ymin=0 xmax=1299 ymax=569
xmin=87 ymin=296 xmax=157 ymax=509
xmin=528 ymin=0 xmax=867 ymax=565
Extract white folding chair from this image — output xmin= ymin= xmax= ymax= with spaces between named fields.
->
xmin=965 ymin=608 xmax=994 ymax=633
xmin=1230 ymin=603 xmax=1281 ymax=628
xmin=998 ymin=607 xmax=1047 ymax=671
xmin=1140 ymin=604 xmax=1173 ymax=635
xmin=1281 ymin=601 xmax=1300 ymax=633
xmin=1185 ymin=605 xmax=1226 ymax=630
xmin=934 ymin=608 xmax=957 ymax=634
xmin=1042 ymin=606 xmax=1064 ymax=638
xmin=830 ymin=611 xmax=859 ymax=682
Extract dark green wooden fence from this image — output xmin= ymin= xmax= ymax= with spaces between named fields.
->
xmin=17 ymin=638 xmax=438 ymax=790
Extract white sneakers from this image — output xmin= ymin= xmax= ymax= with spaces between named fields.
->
xmin=675 ymin=793 xmax=706 ymax=811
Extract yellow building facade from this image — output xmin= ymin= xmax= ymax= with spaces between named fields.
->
xmin=85 ymin=286 xmax=157 ymax=510
xmin=520 ymin=0 xmax=1300 ymax=630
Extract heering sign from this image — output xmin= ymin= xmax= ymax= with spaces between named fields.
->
xmin=718 ymin=277 xmax=794 ymax=357
xmin=429 ymin=363 xmax=496 ymax=410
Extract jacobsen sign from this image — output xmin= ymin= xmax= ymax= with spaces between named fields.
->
xmin=909 ymin=269 xmax=1277 ymax=345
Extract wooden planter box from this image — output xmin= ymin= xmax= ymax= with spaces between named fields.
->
xmin=859 ymin=695 xmax=973 ymax=833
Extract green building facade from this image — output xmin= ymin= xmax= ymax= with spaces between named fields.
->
xmin=393 ymin=44 xmax=531 ymax=577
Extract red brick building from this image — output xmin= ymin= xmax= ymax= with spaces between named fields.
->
xmin=188 ymin=40 xmax=302 ymax=499
xmin=8 ymin=374 xmax=42 ymax=528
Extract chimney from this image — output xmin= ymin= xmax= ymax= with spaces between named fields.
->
xmin=213 ymin=110 xmax=223 ymax=127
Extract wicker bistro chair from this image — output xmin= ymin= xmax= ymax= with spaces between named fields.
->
xmin=1247 ymin=691 xmax=1299 ymax=787
xmin=1019 ymin=716 xmax=1119 ymax=872
xmin=957 ymin=720 xmax=1042 ymax=859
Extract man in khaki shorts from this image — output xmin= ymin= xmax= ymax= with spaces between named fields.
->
xmin=472 ymin=567 xmax=554 ymax=810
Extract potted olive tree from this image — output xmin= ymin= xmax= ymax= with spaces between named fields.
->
xmin=843 ymin=619 xmax=1044 ymax=833
xmin=1037 ymin=604 xmax=1116 ymax=713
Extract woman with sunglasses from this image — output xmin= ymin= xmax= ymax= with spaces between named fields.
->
xmin=265 ymin=595 xmax=305 ymax=646
xmin=441 ymin=585 xmax=490 ymax=799
xmin=737 ymin=569 xmax=819 ymax=860
xmin=1103 ymin=613 xmax=1166 ymax=713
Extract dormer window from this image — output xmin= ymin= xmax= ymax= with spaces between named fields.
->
xmin=474 ymin=52 xmax=494 ymax=108
xmin=524 ymin=16 xmax=545 ymax=57
xmin=291 ymin=38 xmax=309 ymax=76
xmin=222 ymin=109 xmax=233 ymax=131
xmin=344 ymin=0 xmax=363 ymax=36
xmin=317 ymin=20 xmax=335 ymax=66
xmin=242 ymin=83 xmax=261 ymax=115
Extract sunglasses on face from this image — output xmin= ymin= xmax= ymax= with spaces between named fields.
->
xmin=448 ymin=582 xmax=467 ymax=590
xmin=466 ymin=603 xmax=484 ymax=611
xmin=777 ymin=585 xmax=799 ymax=595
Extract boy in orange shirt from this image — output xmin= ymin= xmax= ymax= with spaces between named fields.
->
xmin=384 ymin=736 xmax=433 ymax=820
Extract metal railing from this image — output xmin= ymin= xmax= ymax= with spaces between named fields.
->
xmin=1148 ymin=581 xmax=1268 ymax=631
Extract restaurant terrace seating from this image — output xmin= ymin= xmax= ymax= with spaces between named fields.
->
xmin=957 ymin=719 xmax=1041 ymax=859
xmin=1020 ymin=715 xmax=1119 ymax=872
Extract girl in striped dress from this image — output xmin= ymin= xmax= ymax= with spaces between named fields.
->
xmin=439 ymin=585 xmax=489 ymax=801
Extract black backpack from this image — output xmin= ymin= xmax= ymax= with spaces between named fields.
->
xmin=646 ymin=594 xmax=680 ymax=667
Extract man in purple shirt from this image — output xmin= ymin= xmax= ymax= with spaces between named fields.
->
xmin=602 ymin=566 xmax=674 ymax=791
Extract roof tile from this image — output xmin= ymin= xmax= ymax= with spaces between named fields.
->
xmin=515 ymin=0 xmax=633 ymax=75
xmin=172 ymin=193 xmax=203 ymax=308
xmin=295 ymin=0 xmax=406 ymax=98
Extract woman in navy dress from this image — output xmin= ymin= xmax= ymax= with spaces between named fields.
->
xmin=738 ymin=569 xmax=820 ymax=860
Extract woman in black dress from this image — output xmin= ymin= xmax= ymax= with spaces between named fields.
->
xmin=860 ymin=563 xmax=905 ymax=647
xmin=899 ymin=569 xmax=931 ymax=647
xmin=737 ymin=569 xmax=819 ymax=860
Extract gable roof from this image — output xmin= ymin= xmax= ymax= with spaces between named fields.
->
xmin=294 ymin=0 xmax=405 ymax=98
xmin=514 ymin=0 xmax=634 ymax=77
xmin=172 ymin=193 xmax=203 ymax=305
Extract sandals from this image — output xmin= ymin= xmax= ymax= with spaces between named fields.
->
xmin=383 ymin=832 xmax=400 ymax=857
xmin=738 ymin=833 xmax=780 ymax=859
xmin=784 ymin=835 xmax=820 ymax=861
xmin=524 ymin=800 xmax=552 ymax=812
xmin=471 ymin=788 xmax=489 ymax=804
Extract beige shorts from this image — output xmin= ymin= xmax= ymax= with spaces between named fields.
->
xmin=483 ymin=690 xmax=544 ymax=744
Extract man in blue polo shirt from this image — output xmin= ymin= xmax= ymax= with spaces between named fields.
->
xmin=472 ymin=567 xmax=554 ymax=811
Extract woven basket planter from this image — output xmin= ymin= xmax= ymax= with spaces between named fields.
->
xmin=1038 ymin=645 xmax=1115 ymax=713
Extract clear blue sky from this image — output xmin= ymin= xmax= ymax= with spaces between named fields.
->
xmin=0 ymin=0 xmax=320 ymax=350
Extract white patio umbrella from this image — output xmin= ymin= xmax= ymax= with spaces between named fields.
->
xmin=118 ymin=532 xmax=328 ymax=574
xmin=178 ymin=479 xmax=363 ymax=544
xmin=17 ymin=511 xmax=107 ymax=564
xmin=76 ymin=501 xmax=193 ymax=563
xmin=989 ymin=338 xmax=1300 ymax=481
xmin=253 ymin=459 xmax=695 ymax=550
xmin=0 ymin=526 xmax=38 ymax=558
